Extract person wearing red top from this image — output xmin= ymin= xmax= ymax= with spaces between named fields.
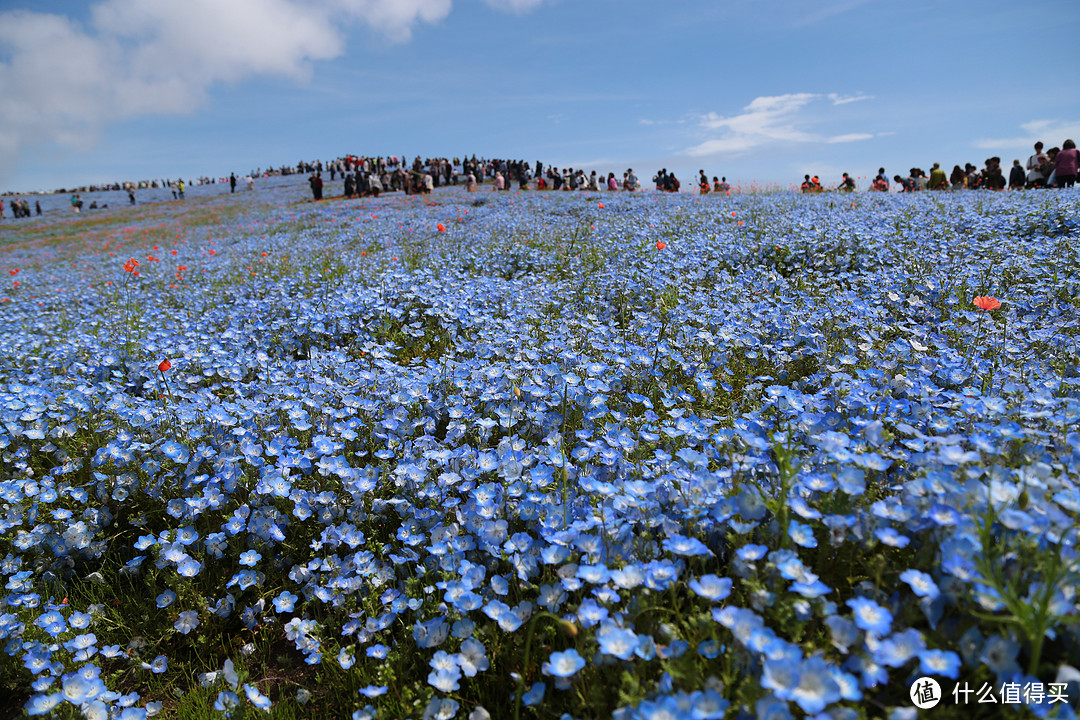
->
xmin=1053 ymin=139 xmax=1078 ymax=188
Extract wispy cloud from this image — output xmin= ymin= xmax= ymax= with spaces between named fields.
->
xmin=974 ymin=119 xmax=1080 ymax=150
xmin=682 ymin=93 xmax=876 ymax=157
xmin=827 ymin=92 xmax=873 ymax=106
xmin=827 ymin=133 xmax=874 ymax=144
xmin=789 ymin=0 xmax=872 ymax=28
xmin=639 ymin=118 xmax=687 ymax=127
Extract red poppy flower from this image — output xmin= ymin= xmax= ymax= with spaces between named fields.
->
xmin=158 ymin=359 xmax=172 ymax=372
xmin=973 ymin=296 xmax=1001 ymax=311
xmin=656 ymin=241 xmax=667 ymax=250
xmin=436 ymin=223 xmax=446 ymax=232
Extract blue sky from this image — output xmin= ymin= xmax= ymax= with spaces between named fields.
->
xmin=1 ymin=0 xmax=1078 ymax=193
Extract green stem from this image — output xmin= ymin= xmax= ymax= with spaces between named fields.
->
xmin=514 ymin=611 xmax=563 ymax=720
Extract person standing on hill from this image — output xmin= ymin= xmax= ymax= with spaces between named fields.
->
xmin=927 ymin=163 xmax=947 ymax=190
xmin=982 ymin=158 xmax=1005 ymax=190
xmin=230 ymin=173 xmax=237 ymax=193
xmin=870 ymin=168 xmax=889 ymax=191
xmin=1026 ymin=141 xmax=1050 ymax=187
xmin=1054 ymin=139 xmax=1079 ymax=188
xmin=1008 ymin=160 xmax=1026 ymax=189
xmin=949 ymin=165 xmax=966 ymax=190
xmin=309 ymin=172 xmax=324 ymax=200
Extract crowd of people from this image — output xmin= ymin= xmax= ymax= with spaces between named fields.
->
xmin=800 ymin=138 xmax=1079 ymax=194
xmin=1 ymin=198 xmax=41 ymax=218
xmin=302 ymin=156 xmax=650 ymax=200
xmin=6 ymin=140 xmax=1076 ymax=217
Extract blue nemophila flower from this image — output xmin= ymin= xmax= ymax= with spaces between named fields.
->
xmin=522 ymin=681 xmax=545 ymax=706
xmin=824 ymin=615 xmax=859 ymax=653
xmin=414 ymin=615 xmax=450 ymax=648
xmin=457 ymin=637 xmax=489 ymax=676
xmin=576 ymin=564 xmax=610 ymax=584
xmin=788 ymin=521 xmax=817 ymax=548
xmin=898 ymin=569 xmax=939 ymax=599
xmin=918 ymin=649 xmax=961 ymax=679
xmin=239 ymin=550 xmax=262 ymax=566
xmin=428 ymin=650 xmax=462 ymax=692
xmin=214 ymin=690 xmax=239 ymax=714
xmin=610 ymin=564 xmax=645 ymax=589
xmin=662 ymin=534 xmax=713 ymax=557
xmin=157 ymin=590 xmax=177 ymax=608
xmin=873 ymin=527 xmax=910 ymax=548
xmin=64 ymin=632 xmax=96 ymax=652
xmin=34 ymin=610 xmax=65 ymax=636
xmin=735 ymin=487 xmax=766 ymax=520
xmin=543 ymin=649 xmax=585 ymax=678
xmin=161 ymin=440 xmax=190 ymax=463
xmin=359 ymin=685 xmax=388 ymax=697
xmin=762 ymin=655 xmax=800 ymax=702
xmin=597 ymin=623 xmax=639 ymax=660
xmin=846 ymin=597 xmax=893 ymax=636
xmin=697 ymin=638 xmax=721 ymax=658
xmin=836 ymin=467 xmax=865 ymax=495
xmin=979 ymin=633 xmax=1021 ymax=678
xmin=422 ymin=697 xmax=459 ymax=720
xmin=61 ymin=672 xmax=103 ymax=704
xmin=134 ymin=534 xmax=157 ymax=550
xmin=873 ymin=628 xmax=925 ymax=667
xmin=244 ymin=683 xmax=272 ymax=710
xmin=790 ymin=656 xmax=841 ymax=714
xmin=174 ymin=611 xmax=200 ymax=635
xmin=790 ymin=577 xmax=832 ymax=598
xmin=576 ymin=598 xmax=609 ymax=627
xmin=177 ymin=558 xmax=202 ymax=577
xmin=176 ymin=526 xmax=199 ymax=545
xmin=736 ymin=544 xmax=769 ymax=562
xmin=273 ymin=591 xmax=297 ymax=613
xmin=25 ymin=693 xmax=62 ymax=716
xmin=688 ymin=574 xmax=732 ymax=601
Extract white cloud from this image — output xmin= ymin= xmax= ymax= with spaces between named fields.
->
xmin=974 ymin=119 xmax=1080 ymax=150
xmin=827 ymin=133 xmax=874 ymax=144
xmin=683 ymin=93 xmax=876 ymax=157
xmin=332 ymin=0 xmax=452 ymax=42
xmin=827 ymin=92 xmax=873 ymax=106
xmin=0 ymin=0 xmax=457 ymax=186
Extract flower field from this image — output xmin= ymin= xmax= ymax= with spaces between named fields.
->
xmin=1 ymin=183 xmax=1079 ymax=720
